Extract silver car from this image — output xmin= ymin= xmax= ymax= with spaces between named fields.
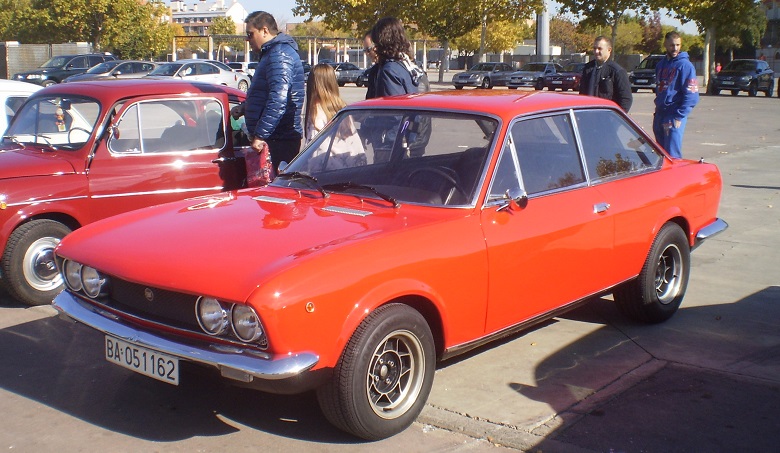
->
xmin=508 ymin=62 xmax=563 ymax=90
xmin=452 ymin=62 xmax=516 ymax=89
xmin=62 ymin=60 xmax=157 ymax=83
xmin=145 ymin=59 xmax=250 ymax=92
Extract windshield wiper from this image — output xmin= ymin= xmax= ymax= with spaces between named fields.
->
xmin=2 ymin=134 xmax=58 ymax=151
xmin=274 ymin=171 xmax=328 ymax=198
xmin=322 ymin=182 xmax=399 ymax=208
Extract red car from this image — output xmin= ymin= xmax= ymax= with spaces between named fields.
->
xmin=543 ymin=62 xmax=585 ymax=91
xmin=0 ymin=79 xmax=246 ymax=306
xmin=52 ymin=91 xmax=727 ymax=440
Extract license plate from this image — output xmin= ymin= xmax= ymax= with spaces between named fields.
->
xmin=105 ymin=336 xmax=179 ymax=385
xmin=722 ymin=81 xmax=734 ymax=85
xmin=636 ymin=79 xmax=648 ymax=83
xmin=552 ymin=81 xmax=563 ymax=84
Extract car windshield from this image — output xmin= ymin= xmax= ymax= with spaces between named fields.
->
xmin=637 ymin=57 xmax=660 ymax=70
xmin=520 ymin=63 xmax=548 ymax=72
xmin=563 ymin=63 xmax=584 ymax=72
xmin=85 ymin=61 xmax=121 ymax=74
xmin=470 ymin=63 xmax=496 ymax=71
xmin=4 ymin=95 xmax=100 ymax=150
xmin=275 ymin=109 xmax=498 ymax=206
xmin=148 ymin=64 xmax=182 ymax=76
xmin=725 ymin=60 xmax=757 ymax=71
xmin=40 ymin=56 xmax=69 ymax=69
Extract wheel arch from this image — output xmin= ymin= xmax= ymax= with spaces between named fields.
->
xmin=1 ymin=211 xmax=82 ymax=254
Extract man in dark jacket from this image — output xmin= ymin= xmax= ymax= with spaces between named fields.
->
xmin=231 ymin=11 xmax=304 ymax=172
xmin=580 ymin=36 xmax=633 ymax=112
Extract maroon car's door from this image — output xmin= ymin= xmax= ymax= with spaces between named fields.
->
xmin=86 ymin=94 xmax=229 ymax=222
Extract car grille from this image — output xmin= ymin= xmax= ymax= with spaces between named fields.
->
xmin=99 ymin=278 xmax=201 ymax=332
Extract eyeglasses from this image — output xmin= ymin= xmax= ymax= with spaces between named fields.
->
xmin=363 ymin=46 xmax=374 ymax=53
xmin=246 ymin=30 xmax=256 ymax=38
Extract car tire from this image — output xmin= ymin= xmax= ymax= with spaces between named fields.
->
xmin=355 ymin=81 xmax=363 ymax=87
xmin=731 ymin=90 xmax=739 ymax=96
xmin=454 ymin=85 xmax=463 ymax=90
xmin=766 ymin=83 xmax=773 ymax=97
xmin=481 ymin=78 xmax=492 ymax=89
xmin=534 ymin=79 xmax=543 ymax=90
xmin=338 ymin=82 xmax=345 ymax=87
xmin=748 ymin=82 xmax=758 ymax=97
xmin=614 ymin=222 xmax=690 ymax=324
xmin=1 ymin=220 xmax=72 ymax=306
xmin=711 ymin=88 xmax=720 ymax=95
xmin=508 ymin=86 xmax=517 ymax=90
xmin=316 ymin=303 xmax=435 ymax=440
xmin=237 ymin=80 xmax=249 ymax=92
xmin=41 ymin=80 xmax=57 ymax=87
xmin=631 ymin=87 xmax=638 ymax=93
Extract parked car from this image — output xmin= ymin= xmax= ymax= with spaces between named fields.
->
xmin=62 ymin=60 xmax=157 ymax=83
xmin=226 ymin=61 xmax=256 ymax=79
xmin=543 ymin=62 xmax=585 ymax=91
xmin=12 ymin=53 xmax=117 ymax=87
xmin=629 ymin=54 xmax=664 ymax=93
xmin=0 ymin=79 xmax=247 ymax=306
xmin=508 ymin=62 xmax=563 ymax=90
xmin=452 ymin=62 xmax=516 ymax=89
xmin=52 ymin=90 xmax=726 ymax=440
xmin=0 ymin=80 xmax=41 ymax=134
xmin=709 ymin=59 xmax=774 ymax=96
xmin=356 ymin=65 xmax=372 ymax=87
xmin=145 ymin=59 xmax=251 ymax=92
xmin=328 ymin=62 xmax=364 ymax=86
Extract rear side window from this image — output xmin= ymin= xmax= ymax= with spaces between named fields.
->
xmin=574 ymin=109 xmax=662 ymax=181
xmin=109 ymin=98 xmax=225 ymax=154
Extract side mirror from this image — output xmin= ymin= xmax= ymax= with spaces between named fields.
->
xmin=497 ymin=187 xmax=528 ymax=211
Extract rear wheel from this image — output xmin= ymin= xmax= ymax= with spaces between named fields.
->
xmin=317 ymin=304 xmax=435 ymax=440
xmin=614 ymin=223 xmax=690 ymax=323
xmin=1 ymin=220 xmax=72 ymax=306
xmin=731 ymin=90 xmax=739 ymax=96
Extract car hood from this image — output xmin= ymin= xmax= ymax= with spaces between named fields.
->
xmin=631 ymin=68 xmax=655 ymax=74
xmin=0 ymin=148 xmax=78 ymax=179
xmin=547 ymin=71 xmax=579 ymax=77
xmin=56 ymin=187 xmax=466 ymax=302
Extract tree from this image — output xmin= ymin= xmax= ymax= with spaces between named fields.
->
xmin=638 ymin=12 xmax=662 ymax=55
xmin=452 ymin=20 xmax=529 ymax=55
xmin=556 ymin=0 xmax=651 ymax=51
xmin=715 ymin=3 xmax=766 ymax=60
xmin=294 ymin=0 xmax=411 ymax=35
xmin=549 ymin=16 xmax=592 ymax=55
xmin=210 ymin=16 xmax=243 ymax=62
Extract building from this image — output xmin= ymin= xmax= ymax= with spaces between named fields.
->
xmin=168 ymin=0 xmax=247 ymax=35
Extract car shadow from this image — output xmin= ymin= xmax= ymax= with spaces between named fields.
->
xmin=512 ymin=286 xmax=780 ymax=452
xmin=0 ymin=312 xmax=359 ymax=444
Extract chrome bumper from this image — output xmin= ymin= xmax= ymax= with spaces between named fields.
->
xmin=694 ymin=218 xmax=728 ymax=249
xmin=53 ymin=291 xmax=319 ymax=384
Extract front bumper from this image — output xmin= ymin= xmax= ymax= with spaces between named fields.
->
xmin=712 ymin=79 xmax=751 ymax=90
xmin=53 ymin=291 xmax=321 ymax=393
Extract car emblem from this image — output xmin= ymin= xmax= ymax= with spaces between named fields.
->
xmin=144 ymin=288 xmax=154 ymax=302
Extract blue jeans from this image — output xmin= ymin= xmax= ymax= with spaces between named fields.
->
xmin=653 ymin=114 xmax=687 ymax=159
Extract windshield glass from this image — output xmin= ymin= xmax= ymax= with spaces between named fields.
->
xmin=40 ymin=56 xmax=69 ymax=69
xmin=471 ymin=63 xmax=495 ymax=72
xmin=521 ymin=63 xmax=548 ymax=72
xmin=563 ymin=63 xmax=584 ymax=72
xmin=725 ymin=60 xmax=757 ymax=71
xmin=148 ymin=64 xmax=182 ymax=76
xmin=275 ymin=109 xmax=498 ymax=206
xmin=638 ymin=57 xmax=660 ymax=70
xmin=4 ymin=95 xmax=101 ymax=149
xmin=86 ymin=61 xmax=120 ymax=74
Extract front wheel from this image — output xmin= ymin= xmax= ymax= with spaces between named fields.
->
xmin=1 ymin=220 xmax=72 ymax=306
xmin=480 ymin=78 xmax=492 ymax=89
xmin=534 ymin=79 xmax=544 ymax=90
xmin=748 ymin=82 xmax=758 ymax=97
xmin=317 ymin=304 xmax=435 ymax=440
xmin=614 ymin=223 xmax=690 ymax=323
xmin=766 ymin=83 xmax=774 ymax=97
xmin=237 ymin=80 xmax=249 ymax=92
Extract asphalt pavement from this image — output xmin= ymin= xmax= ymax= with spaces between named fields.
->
xmin=1 ymin=80 xmax=779 ymax=452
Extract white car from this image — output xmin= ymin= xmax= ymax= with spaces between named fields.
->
xmin=0 ymin=80 xmax=41 ymax=134
xmin=227 ymin=61 xmax=256 ymax=79
xmin=145 ymin=59 xmax=251 ymax=92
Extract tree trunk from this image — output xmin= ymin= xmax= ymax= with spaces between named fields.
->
xmin=703 ymin=27 xmax=715 ymax=89
xmin=478 ymin=12 xmax=487 ymax=63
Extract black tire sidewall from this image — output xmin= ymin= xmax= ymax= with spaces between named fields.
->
xmin=637 ymin=223 xmax=690 ymax=322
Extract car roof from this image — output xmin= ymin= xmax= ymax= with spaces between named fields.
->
xmin=32 ymin=79 xmax=245 ymax=100
xmin=0 ymin=79 xmax=42 ymax=93
xmin=350 ymin=90 xmax=617 ymax=122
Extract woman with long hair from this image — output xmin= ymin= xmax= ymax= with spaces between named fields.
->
xmin=366 ymin=17 xmax=425 ymax=98
xmin=304 ymin=63 xmax=347 ymax=143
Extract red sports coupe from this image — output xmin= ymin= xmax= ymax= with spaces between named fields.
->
xmin=52 ymin=90 xmax=726 ymax=440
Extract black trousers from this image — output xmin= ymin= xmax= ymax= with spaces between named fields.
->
xmin=266 ymin=138 xmax=302 ymax=173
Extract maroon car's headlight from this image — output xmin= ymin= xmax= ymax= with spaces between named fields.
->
xmin=195 ymin=296 xmax=230 ymax=336
xmin=63 ymin=260 xmax=84 ymax=292
xmin=231 ymin=304 xmax=266 ymax=343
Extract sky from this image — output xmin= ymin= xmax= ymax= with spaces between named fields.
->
xmin=234 ymin=0 xmax=698 ymax=34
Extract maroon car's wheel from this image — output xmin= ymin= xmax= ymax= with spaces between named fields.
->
xmin=316 ymin=304 xmax=435 ymax=440
xmin=1 ymin=220 xmax=72 ymax=306
xmin=614 ymin=223 xmax=690 ymax=323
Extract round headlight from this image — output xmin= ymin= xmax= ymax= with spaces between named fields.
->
xmin=195 ymin=297 xmax=229 ymax=335
xmin=81 ymin=266 xmax=107 ymax=298
xmin=63 ymin=260 xmax=83 ymax=292
xmin=231 ymin=304 xmax=264 ymax=342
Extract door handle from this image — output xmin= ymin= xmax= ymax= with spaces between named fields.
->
xmin=594 ymin=202 xmax=610 ymax=214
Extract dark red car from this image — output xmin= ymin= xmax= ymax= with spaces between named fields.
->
xmin=0 ymin=79 xmax=246 ymax=305
xmin=543 ymin=62 xmax=585 ymax=91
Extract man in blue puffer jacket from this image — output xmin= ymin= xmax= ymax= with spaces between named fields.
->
xmin=653 ymin=31 xmax=699 ymax=159
xmin=232 ymin=11 xmax=304 ymax=172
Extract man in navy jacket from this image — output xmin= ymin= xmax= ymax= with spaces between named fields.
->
xmin=580 ymin=36 xmax=633 ymax=112
xmin=653 ymin=31 xmax=699 ymax=159
xmin=232 ymin=11 xmax=304 ymax=172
